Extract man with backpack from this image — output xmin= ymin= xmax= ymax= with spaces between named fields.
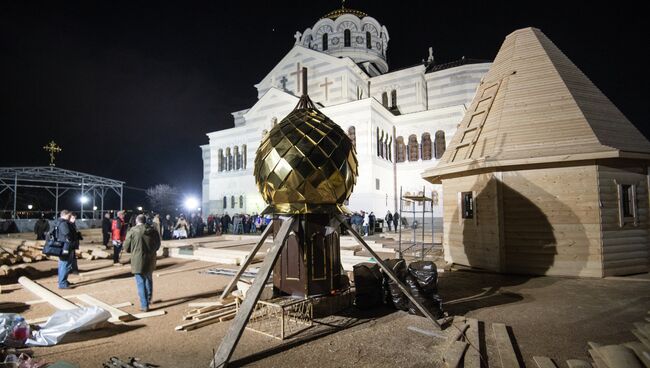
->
xmin=50 ymin=210 xmax=74 ymax=289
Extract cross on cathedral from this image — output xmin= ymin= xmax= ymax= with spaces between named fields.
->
xmin=289 ymin=62 xmax=302 ymax=94
xmin=43 ymin=140 xmax=62 ymax=167
xmin=320 ymin=77 xmax=333 ymax=101
xmin=279 ymin=76 xmax=288 ymax=91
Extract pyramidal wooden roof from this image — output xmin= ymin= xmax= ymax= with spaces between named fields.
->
xmin=423 ymin=27 xmax=650 ymax=183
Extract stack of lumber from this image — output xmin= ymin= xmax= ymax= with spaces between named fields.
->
xmin=531 ymin=310 xmax=650 ymax=368
xmin=0 ymin=240 xmax=46 ymax=272
xmin=175 ymin=300 xmax=236 ymax=331
xmin=76 ymin=244 xmax=112 ymax=260
xmin=168 ymin=246 xmax=265 ymax=265
xmin=440 ymin=316 xmax=482 ymax=368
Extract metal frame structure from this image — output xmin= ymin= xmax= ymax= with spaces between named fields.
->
xmin=0 ymin=166 xmax=124 ymax=219
xmin=398 ymin=186 xmax=435 ymax=260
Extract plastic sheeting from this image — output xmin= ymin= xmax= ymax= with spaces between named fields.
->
xmin=405 ymin=261 xmax=444 ymax=319
xmin=26 ymin=306 xmax=111 ymax=347
xmin=382 ymin=259 xmax=409 ymax=311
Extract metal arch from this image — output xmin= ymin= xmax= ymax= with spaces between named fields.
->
xmin=0 ymin=166 xmax=125 ymax=219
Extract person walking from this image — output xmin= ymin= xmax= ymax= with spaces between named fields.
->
xmin=101 ymin=212 xmax=112 ymax=246
xmin=393 ymin=212 xmax=400 ymax=233
xmin=369 ymin=212 xmax=376 ymax=235
xmin=52 ymin=210 xmax=74 ymax=289
xmin=162 ymin=214 xmax=173 ymax=240
xmin=221 ymin=212 xmax=231 ymax=234
xmin=123 ymin=214 xmax=161 ymax=312
xmin=174 ymin=215 xmax=189 ymax=239
xmin=111 ymin=211 xmax=128 ymax=265
xmin=34 ymin=213 xmax=50 ymax=240
xmin=385 ymin=211 xmax=393 ymax=232
xmin=362 ymin=211 xmax=369 ymax=236
xmin=152 ymin=214 xmax=161 ymax=236
xmin=68 ymin=213 xmax=82 ymax=275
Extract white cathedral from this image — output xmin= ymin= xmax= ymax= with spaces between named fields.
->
xmin=201 ymin=6 xmax=491 ymax=218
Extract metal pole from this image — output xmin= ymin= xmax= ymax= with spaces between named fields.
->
xmin=431 ymin=188 xmax=435 ymax=253
xmin=80 ymin=179 xmax=84 ymax=220
xmin=12 ymin=173 xmax=17 ymax=219
xmin=92 ymin=188 xmax=96 ymax=220
xmin=398 ymin=186 xmax=402 ymax=259
xmin=422 ymin=186 xmax=425 ymax=260
xmin=101 ymin=188 xmax=105 ymax=216
xmin=55 ymin=184 xmax=59 ymax=216
xmin=120 ymin=185 xmax=123 ymax=210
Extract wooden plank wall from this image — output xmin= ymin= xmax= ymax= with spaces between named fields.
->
xmin=501 ymin=166 xmax=603 ymax=277
xmin=442 ymin=173 xmax=501 ymax=271
xmin=598 ymin=163 xmax=649 ymax=276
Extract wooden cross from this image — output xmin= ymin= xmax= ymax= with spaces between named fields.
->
xmin=289 ymin=62 xmax=301 ymax=94
xmin=43 ymin=141 xmax=62 ymax=167
xmin=319 ymin=77 xmax=334 ymax=100
xmin=279 ymin=76 xmax=288 ymax=91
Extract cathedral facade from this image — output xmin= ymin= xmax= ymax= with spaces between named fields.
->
xmin=201 ymin=7 xmax=491 ymax=218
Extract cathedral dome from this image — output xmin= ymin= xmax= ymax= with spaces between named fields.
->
xmin=254 ymin=93 xmax=358 ymax=215
xmin=297 ymin=6 xmax=390 ymax=74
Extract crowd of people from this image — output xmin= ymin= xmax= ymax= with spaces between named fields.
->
xmin=348 ymin=210 xmax=402 ymax=236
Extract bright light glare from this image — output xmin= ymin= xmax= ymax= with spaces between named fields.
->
xmin=93 ymin=206 xmax=98 ymax=211
xmin=27 ymin=204 xmax=33 ymax=210
xmin=184 ymin=197 xmax=199 ymax=210
xmin=80 ymin=196 xmax=89 ymax=204
xmin=137 ymin=206 xmax=143 ymax=211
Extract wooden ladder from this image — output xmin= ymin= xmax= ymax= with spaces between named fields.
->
xmin=451 ymin=80 xmax=502 ymax=162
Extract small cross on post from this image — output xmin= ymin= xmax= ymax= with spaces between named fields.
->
xmin=289 ymin=62 xmax=302 ymax=94
xmin=319 ymin=77 xmax=334 ymax=101
xmin=43 ymin=141 xmax=62 ymax=167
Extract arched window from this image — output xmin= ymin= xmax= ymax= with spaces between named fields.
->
xmin=239 ymin=195 xmax=244 ymax=209
xmin=391 ymin=90 xmax=397 ymax=108
xmin=376 ymin=127 xmax=381 ymax=157
xmin=434 ymin=130 xmax=446 ymax=159
xmin=347 ymin=126 xmax=356 ymax=149
xmin=231 ymin=196 xmax=235 ymax=209
xmin=242 ymin=144 xmax=247 ymax=169
xmin=233 ymin=146 xmax=240 ymax=170
xmin=381 ymin=92 xmax=388 ymax=107
xmin=322 ymin=33 xmax=328 ymax=51
xmin=223 ymin=196 xmax=227 ymax=209
xmin=226 ymin=148 xmax=232 ymax=171
xmin=408 ymin=134 xmax=419 ymax=161
xmin=396 ymin=136 xmax=406 ymax=163
xmin=421 ymin=133 xmax=433 ymax=160
xmin=366 ymin=31 xmax=371 ymax=49
xmin=217 ymin=149 xmax=223 ymax=172
xmin=344 ymin=29 xmax=351 ymax=47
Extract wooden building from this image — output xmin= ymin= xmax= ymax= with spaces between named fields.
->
xmin=422 ymin=27 xmax=650 ymax=277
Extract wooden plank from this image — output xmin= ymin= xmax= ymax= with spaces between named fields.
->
xmin=75 ymin=294 xmax=135 ymax=323
xmin=154 ymin=263 xmax=214 ymax=277
xmin=622 ymin=341 xmax=650 ymax=367
xmin=533 ymin=356 xmax=557 ymax=368
xmin=464 ymin=318 xmax=481 ymax=368
xmin=211 ymin=217 xmax=295 ymax=367
xmin=133 ymin=310 xmax=166 ymax=319
xmin=588 ymin=348 xmax=609 ymax=368
xmin=632 ymin=329 xmax=650 ymax=350
xmin=493 ymin=323 xmax=521 ymax=368
xmin=17 ymin=276 xmax=78 ymax=310
xmin=176 ymin=310 xmax=234 ymax=331
xmin=443 ymin=340 xmax=468 ymax=368
xmin=566 ymin=360 xmax=592 ymax=368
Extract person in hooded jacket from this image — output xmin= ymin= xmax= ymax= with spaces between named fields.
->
xmin=124 ymin=214 xmax=161 ymax=312
xmin=34 ymin=213 xmax=50 ymax=240
xmin=52 ymin=210 xmax=73 ymax=289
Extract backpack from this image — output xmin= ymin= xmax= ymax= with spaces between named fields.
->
xmin=42 ymin=224 xmax=65 ymax=257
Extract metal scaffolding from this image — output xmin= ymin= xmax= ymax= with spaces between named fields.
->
xmin=397 ymin=186 xmax=436 ymax=260
xmin=0 ymin=166 xmax=124 ymax=219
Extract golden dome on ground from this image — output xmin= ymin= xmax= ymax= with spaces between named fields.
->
xmin=254 ymin=96 xmax=358 ymax=215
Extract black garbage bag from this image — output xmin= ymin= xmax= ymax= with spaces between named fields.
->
xmin=405 ymin=261 xmax=444 ymax=318
xmin=381 ymin=259 xmax=409 ymax=311
xmin=353 ymin=263 xmax=383 ymax=309
xmin=408 ymin=261 xmax=439 ymax=294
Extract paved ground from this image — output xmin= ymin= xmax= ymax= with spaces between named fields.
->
xmin=1 ymin=238 xmax=649 ymax=367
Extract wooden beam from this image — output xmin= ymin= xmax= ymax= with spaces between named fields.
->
xmin=154 ymin=264 xmax=214 ymax=277
xmin=443 ymin=341 xmax=468 ymax=368
xmin=533 ymin=356 xmax=557 ymax=368
xmin=211 ymin=217 xmax=295 ymax=368
xmin=17 ymin=276 xmax=78 ymax=310
xmin=133 ymin=310 xmax=166 ymax=319
xmin=492 ymin=323 xmax=520 ymax=368
xmin=566 ymin=360 xmax=592 ymax=368
xmin=219 ymin=221 xmax=274 ymax=301
xmin=75 ymin=294 xmax=135 ymax=323
xmin=464 ymin=318 xmax=481 ymax=368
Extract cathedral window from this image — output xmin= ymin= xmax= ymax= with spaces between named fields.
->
xmin=322 ymin=33 xmax=328 ymax=51
xmin=242 ymin=144 xmax=247 ymax=169
xmin=223 ymin=196 xmax=227 ymax=209
xmin=233 ymin=146 xmax=240 ymax=170
xmin=434 ymin=130 xmax=446 ymax=159
xmin=391 ymin=90 xmax=397 ymax=108
xmin=408 ymin=134 xmax=419 ymax=161
xmin=217 ymin=149 xmax=223 ymax=172
xmin=381 ymin=92 xmax=388 ymax=107
xmin=239 ymin=195 xmax=244 ymax=209
xmin=226 ymin=148 xmax=232 ymax=171
xmin=347 ymin=126 xmax=356 ymax=149
xmin=231 ymin=196 xmax=235 ymax=209
xmin=421 ymin=133 xmax=432 ymax=160
xmin=366 ymin=32 xmax=372 ymax=49
xmin=396 ymin=136 xmax=406 ymax=163
xmin=376 ymin=128 xmax=381 ymax=157
xmin=344 ymin=29 xmax=351 ymax=47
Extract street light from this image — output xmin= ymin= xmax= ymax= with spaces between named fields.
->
xmin=27 ymin=204 xmax=33 ymax=210
xmin=137 ymin=206 xmax=143 ymax=211
xmin=93 ymin=206 xmax=98 ymax=211
xmin=184 ymin=197 xmax=199 ymax=211
xmin=80 ymin=196 xmax=89 ymax=204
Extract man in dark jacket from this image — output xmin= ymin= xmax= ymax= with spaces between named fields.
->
xmin=34 ymin=214 xmax=50 ymax=240
xmin=393 ymin=212 xmax=400 ymax=233
xmin=124 ymin=214 xmax=161 ymax=312
xmin=101 ymin=212 xmax=112 ymax=246
xmin=53 ymin=210 xmax=74 ymax=289
xmin=221 ymin=212 xmax=231 ymax=234
xmin=385 ymin=211 xmax=393 ymax=232
xmin=368 ymin=212 xmax=376 ymax=235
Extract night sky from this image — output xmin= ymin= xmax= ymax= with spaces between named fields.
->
xmin=1 ymin=1 xmax=647 ymax=210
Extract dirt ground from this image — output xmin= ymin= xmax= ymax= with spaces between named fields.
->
xmin=1 ymin=245 xmax=649 ymax=367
